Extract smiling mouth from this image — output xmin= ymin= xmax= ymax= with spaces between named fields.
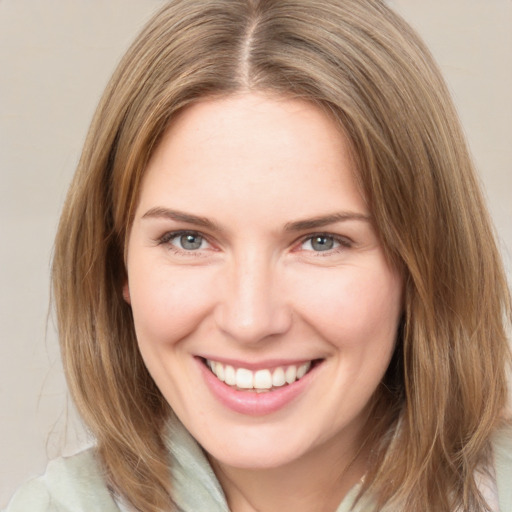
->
xmin=202 ymin=358 xmax=320 ymax=392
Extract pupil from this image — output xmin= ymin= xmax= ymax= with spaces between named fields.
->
xmin=312 ymin=236 xmax=333 ymax=251
xmin=180 ymin=234 xmax=202 ymax=250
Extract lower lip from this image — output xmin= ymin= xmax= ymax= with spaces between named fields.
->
xmin=197 ymin=358 xmax=320 ymax=416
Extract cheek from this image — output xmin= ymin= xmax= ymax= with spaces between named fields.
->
xmin=128 ymin=264 xmax=217 ymax=348
xmin=292 ymin=264 xmax=402 ymax=351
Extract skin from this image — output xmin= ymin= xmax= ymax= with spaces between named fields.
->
xmin=124 ymin=92 xmax=403 ymax=512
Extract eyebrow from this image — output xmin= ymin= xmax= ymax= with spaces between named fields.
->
xmin=142 ymin=207 xmax=370 ymax=233
xmin=284 ymin=212 xmax=371 ymax=232
xmin=141 ymin=207 xmax=222 ymax=231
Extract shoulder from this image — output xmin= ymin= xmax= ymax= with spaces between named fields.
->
xmin=3 ymin=448 xmax=120 ymax=512
xmin=493 ymin=423 xmax=512 ymax=511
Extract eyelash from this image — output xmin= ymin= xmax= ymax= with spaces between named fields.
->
xmin=297 ymin=233 xmax=353 ymax=256
xmin=156 ymin=230 xmax=353 ymax=256
xmin=157 ymin=230 xmax=212 ymax=257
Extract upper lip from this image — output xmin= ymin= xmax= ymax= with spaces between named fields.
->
xmin=197 ymin=355 xmax=320 ymax=371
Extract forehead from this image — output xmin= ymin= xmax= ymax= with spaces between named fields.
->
xmin=136 ymin=92 xmax=367 ymax=221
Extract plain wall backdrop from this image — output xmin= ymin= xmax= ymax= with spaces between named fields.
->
xmin=1 ymin=0 xmax=511 ymax=506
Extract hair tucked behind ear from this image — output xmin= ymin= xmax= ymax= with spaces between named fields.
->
xmin=53 ymin=1 xmax=511 ymax=510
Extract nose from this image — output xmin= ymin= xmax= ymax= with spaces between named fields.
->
xmin=214 ymin=251 xmax=292 ymax=344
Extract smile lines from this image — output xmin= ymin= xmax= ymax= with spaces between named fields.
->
xmin=205 ymin=359 xmax=313 ymax=392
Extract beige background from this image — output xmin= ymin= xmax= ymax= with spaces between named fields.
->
xmin=1 ymin=0 xmax=511 ymax=506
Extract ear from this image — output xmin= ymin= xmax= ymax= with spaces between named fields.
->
xmin=122 ymin=281 xmax=131 ymax=304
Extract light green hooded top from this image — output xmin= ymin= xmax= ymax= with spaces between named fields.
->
xmin=4 ymin=419 xmax=512 ymax=512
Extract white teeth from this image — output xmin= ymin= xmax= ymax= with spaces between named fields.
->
xmin=214 ymin=362 xmax=225 ymax=382
xmin=206 ymin=359 xmax=314 ymax=390
xmin=224 ymin=365 xmax=236 ymax=386
xmin=272 ymin=367 xmax=286 ymax=387
xmin=285 ymin=365 xmax=297 ymax=384
xmin=254 ymin=369 xmax=272 ymax=389
xmin=236 ymin=368 xmax=253 ymax=389
xmin=297 ymin=362 xmax=311 ymax=379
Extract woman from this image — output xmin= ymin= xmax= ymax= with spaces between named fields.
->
xmin=5 ymin=0 xmax=511 ymax=511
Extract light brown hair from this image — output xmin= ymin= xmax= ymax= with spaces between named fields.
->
xmin=52 ymin=1 xmax=511 ymax=510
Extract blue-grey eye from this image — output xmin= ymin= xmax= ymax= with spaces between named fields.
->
xmin=311 ymin=235 xmax=334 ymax=251
xmin=302 ymin=235 xmax=340 ymax=252
xmin=179 ymin=233 xmax=204 ymax=250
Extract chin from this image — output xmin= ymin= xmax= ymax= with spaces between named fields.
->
xmin=208 ymin=443 xmax=304 ymax=470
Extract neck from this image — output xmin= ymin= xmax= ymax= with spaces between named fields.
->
xmin=209 ymin=429 xmax=369 ymax=512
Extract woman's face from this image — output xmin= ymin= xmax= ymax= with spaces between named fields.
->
xmin=124 ymin=93 xmax=403 ymax=470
